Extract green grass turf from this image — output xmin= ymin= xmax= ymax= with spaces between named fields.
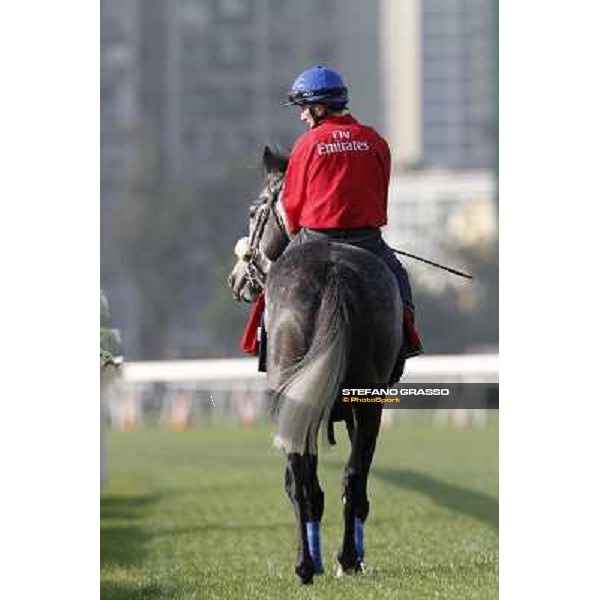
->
xmin=101 ymin=412 xmax=498 ymax=599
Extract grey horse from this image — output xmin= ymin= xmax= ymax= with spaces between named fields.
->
xmin=228 ymin=147 xmax=403 ymax=584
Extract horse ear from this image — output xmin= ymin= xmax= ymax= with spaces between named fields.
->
xmin=263 ymin=145 xmax=288 ymax=174
xmin=263 ymin=146 xmax=275 ymax=172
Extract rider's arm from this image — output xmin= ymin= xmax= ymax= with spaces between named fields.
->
xmin=282 ymin=135 xmax=313 ymax=235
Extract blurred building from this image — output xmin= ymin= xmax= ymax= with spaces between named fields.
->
xmin=102 ymin=0 xmax=382 ymax=185
xmin=101 ymin=0 xmax=140 ymax=229
xmin=381 ymin=0 xmax=498 ymax=170
xmin=101 ymin=0 xmax=383 ymax=358
xmin=101 ymin=0 xmax=498 ymax=357
xmin=380 ymin=0 xmax=422 ymax=167
xmin=380 ymin=0 xmax=498 ymax=304
xmin=101 ymin=0 xmax=143 ymax=344
xmin=142 ymin=0 xmax=383 ymax=179
xmin=384 ymin=169 xmax=497 ymax=290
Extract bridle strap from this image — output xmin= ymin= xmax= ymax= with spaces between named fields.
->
xmin=269 ymin=185 xmax=288 ymax=240
xmin=244 ymin=177 xmax=286 ymax=293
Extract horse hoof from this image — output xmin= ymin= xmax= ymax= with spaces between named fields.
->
xmin=335 ymin=562 xmax=355 ymax=577
xmin=295 ymin=565 xmax=314 ymax=585
xmin=335 ymin=560 xmax=366 ymax=577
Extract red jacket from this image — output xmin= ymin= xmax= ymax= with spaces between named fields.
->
xmin=282 ymin=114 xmax=391 ymax=234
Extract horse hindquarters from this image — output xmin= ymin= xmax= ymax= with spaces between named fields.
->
xmin=266 ymin=243 xmax=401 ymax=454
xmin=269 ymin=271 xmax=349 ymax=456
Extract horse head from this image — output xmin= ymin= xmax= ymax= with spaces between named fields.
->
xmin=227 ymin=146 xmax=290 ymax=302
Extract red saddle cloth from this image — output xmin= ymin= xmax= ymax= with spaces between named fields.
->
xmin=401 ymin=306 xmax=424 ymax=359
xmin=239 ymin=292 xmax=423 ymax=358
xmin=239 ymin=293 xmax=265 ymax=355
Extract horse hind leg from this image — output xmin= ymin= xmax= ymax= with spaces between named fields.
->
xmin=337 ymin=439 xmax=362 ymax=575
xmin=353 ymin=408 xmax=383 ymax=573
xmin=304 ymin=453 xmax=325 ymax=575
xmin=337 ymin=405 xmax=382 ymax=575
xmin=284 ymin=453 xmax=315 ymax=584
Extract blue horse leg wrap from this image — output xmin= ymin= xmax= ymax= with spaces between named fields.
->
xmin=354 ymin=517 xmax=365 ymax=561
xmin=306 ymin=521 xmax=324 ymax=574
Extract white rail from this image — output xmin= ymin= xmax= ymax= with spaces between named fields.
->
xmin=106 ymin=355 xmax=498 ymax=431
xmin=123 ymin=354 xmax=499 ymax=384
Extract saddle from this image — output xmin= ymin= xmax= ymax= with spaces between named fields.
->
xmin=239 ymin=292 xmax=265 ymax=356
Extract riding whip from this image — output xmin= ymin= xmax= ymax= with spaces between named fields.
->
xmin=390 ymin=246 xmax=473 ymax=279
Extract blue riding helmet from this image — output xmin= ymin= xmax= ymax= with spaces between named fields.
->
xmin=286 ymin=65 xmax=348 ymax=109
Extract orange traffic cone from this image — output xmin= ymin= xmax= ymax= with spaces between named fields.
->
xmin=122 ymin=394 xmax=137 ymax=431
xmin=239 ymin=396 xmax=258 ymax=427
xmin=171 ymin=393 xmax=191 ymax=431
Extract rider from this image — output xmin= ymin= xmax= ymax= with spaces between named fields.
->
xmin=282 ymin=65 xmax=423 ymax=373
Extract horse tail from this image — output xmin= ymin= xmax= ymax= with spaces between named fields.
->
xmin=273 ymin=266 xmax=349 ymax=455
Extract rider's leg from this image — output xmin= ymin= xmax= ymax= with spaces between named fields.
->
xmin=360 ymin=236 xmax=414 ymax=309
xmin=347 ymin=235 xmax=422 ymax=380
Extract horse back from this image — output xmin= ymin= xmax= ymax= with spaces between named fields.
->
xmin=266 ymin=241 xmax=402 ymax=385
